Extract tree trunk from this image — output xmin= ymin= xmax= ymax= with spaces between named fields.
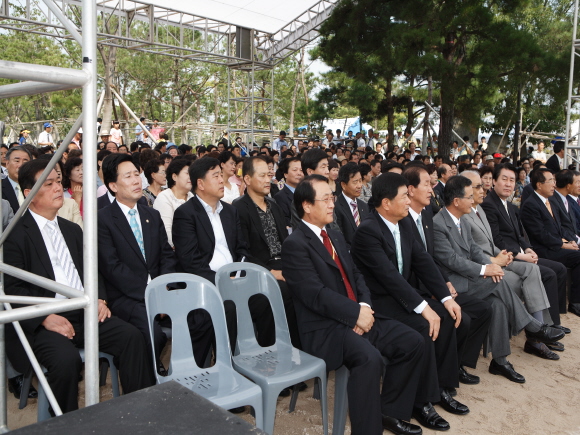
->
xmin=438 ymin=32 xmax=462 ymax=159
xmin=513 ymin=84 xmax=523 ymax=163
xmin=385 ymin=79 xmax=395 ymax=150
xmin=405 ymin=75 xmax=415 ymax=132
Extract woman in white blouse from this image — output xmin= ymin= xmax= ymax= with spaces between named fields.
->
xmin=218 ymin=150 xmax=240 ymax=204
xmin=153 ymin=158 xmax=193 ymax=247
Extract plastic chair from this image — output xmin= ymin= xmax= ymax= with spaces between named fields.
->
xmin=215 ymin=263 xmax=328 ymax=435
xmin=144 ymin=273 xmax=264 ymax=430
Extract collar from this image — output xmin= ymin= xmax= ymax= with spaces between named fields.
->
xmin=7 ymin=176 xmax=18 ymax=189
xmin=285 ymin=184 xmax=296 ymax=193
xmin=115 ymin=199 xmax=138 ymax=216
xmin=569 ymin=194 xmax=579 ymax=202
xmin=535 ymin=191 xmax=550 ymax=203
xmin=342 ymin=191 xmax=356 ymax=204
xmin=555 ymin=190 xmax=568 ymax=204
xmin=29 ymin=209 xmax=56 ymax=231
xmin=107 ymin=191 xmax=115 ymax=204
xmin=197 ymin=195 xmax=223 ymax=214
xmin=378 ymin=212 xmax=398 ymax=234
xmin=302 ymin=219 xmax=324 ymax=241
xmin=444 ymin=207 xmax=462 ymax=227
xmin=408 ymin=207 xmax=421 ymax=222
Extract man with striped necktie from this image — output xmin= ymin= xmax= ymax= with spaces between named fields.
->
xmin=335 ymin=162 xmax=369 ymax=246
xmin=4 ymin=159 xmax=154 ymax=414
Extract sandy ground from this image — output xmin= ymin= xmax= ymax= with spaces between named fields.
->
xmin=7 ymin=311 xmax=580 ymax=434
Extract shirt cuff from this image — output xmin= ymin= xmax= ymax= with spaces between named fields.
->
xmin=440 ymin=296 xmax=452 ymax=304
xmin=359 ymin=302 xmax=371 ymax=308
xmin=414 ymin=300 xmax=428 ymax=314
xmin=480 ymin=265 xmax=487 ymax=276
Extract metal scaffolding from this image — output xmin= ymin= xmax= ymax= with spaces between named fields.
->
xmin=564 ymin=0 xmax=580 ymax=166
xmin=0 ymin=0 xmax=98 ymax=431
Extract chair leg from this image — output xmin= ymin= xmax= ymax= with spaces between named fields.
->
xmin=252 ymin=398 xmax=265 ymax=432
xmin=262 ymin=389 xmax=280 ymax=435
xmin=99 ymin=359 xmax=108 ymax=387
xmin=288 ymin=384 xmax=300 ymax=413
xmin=332 ymin=366 xmax=349 ymax=435
xmin=37 ymin=382 xmax=51 ymax=422
xmin=319 ymin=373 xmax=329 ymax=435
xmin=18 ymin=368 xmax=33 ymax=410
xmin=313 ymin=377 xmax=321 ymax=400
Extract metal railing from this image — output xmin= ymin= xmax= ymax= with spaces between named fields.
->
xmin=0 ymin=0 xmax=98 ymax=432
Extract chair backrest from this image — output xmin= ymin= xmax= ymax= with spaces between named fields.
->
xmin=215 ymin=262 xmax=291 ymax=355
xmin=144 ymin=273 xmax=232 ymax=379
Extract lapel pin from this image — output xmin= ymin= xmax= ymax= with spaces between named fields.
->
xmin=146 ymin=219 xmax=149 ymax=223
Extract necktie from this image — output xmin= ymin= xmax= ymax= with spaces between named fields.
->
xmin=503 ymin=200 xmax=510 ymax=216
xmin=15 ymin=185 xmax=24 ymax=206
xmin=577 ymin=197 xmax=580 ymax=207
xmin=456 ymin=221 xmax=462 ymax=235
xmin=350 ymin=200 xmax=360 ymax=226
xmin=129 ymin=209 xmax=146 ymax=260
xmin=545 ymin=199 xmax=554 ymax=219
xmin=320 ymin=230 xmax=357 ymax=302
xmin=475 ymin=210 xmax=483 ymax=222
xmin=416 ymin=215 xmax=427 ymax=248
xmin=392 ymin=227 xmax=404 ymax=274
xmin=46 ymin=221 xmax=84 ymax=292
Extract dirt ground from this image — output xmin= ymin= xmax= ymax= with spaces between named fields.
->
xmin=7 ymin=311 xmax=580 ymax=434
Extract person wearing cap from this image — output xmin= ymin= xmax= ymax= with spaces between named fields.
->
xmin=110 ymin=121 xmax=123 ymax=146
xmin=100 ymin=130 xmax=111 ymax=144
xmin=18 ymin=129 xmax=30 ymax=146
xmin=273 ymin=130 xmax=288 ymax=152
xmin=38 ymin=123 xmax=54 ymax=147
xmin=485 ymin=154 xmax=495 ymax=168
xmin=72 ymin=128 xmax=83 ymax=148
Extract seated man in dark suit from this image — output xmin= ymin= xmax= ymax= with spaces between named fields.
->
xmin=402 ymin=165 xmax=492 ymax=385
xmin=433 ymin=163 xmax=451 ymax=203
xmin=282 ymin=174 xmax=426 ymax=435
xmin=351 ymin=173 xmax=469 ymax=425
xmin=6 ymin=159 xmax=153 ymax=414
xmin=97 ymin=154 xmax=147 ymax=209
xmin=553 ymin=169 xmax=580 ymax=235
xmin=566 ymin=171 xmax=580 ymax=231
xmin=520 ymin=168 xmax=580 ymax=316
xmin=172 ymin=157 xmax=275 ymax=348
xmin=2 ymin=145 xmax=31 ymax=214
xmin=481 ymin=164 xmax=569 ymax=328
xmin=273 ymin=156 xmax=303 ymax=227
xmin=335 ymin=163 xmax=369 ymax=246
xmin=545 ymin=141 xmax=564 ymax=174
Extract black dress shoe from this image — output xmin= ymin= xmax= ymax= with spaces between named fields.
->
xmin=157 ymin=362 xmax=168 ymax=377
xmin=524 ymin=341 xmax=559 ymax=360
xmin=297 ymin=381 xmax=308 ymax=391
xmin=525 ymin=324 xmax=565 ymax=344
xmin=458 ymin=366 xmax=480 ymax=385
xmin=229 ymin=406 xmax=246 ymax=414
xmin=448 ymin=387 xmax=457 ymax=397
xmin=568 ymin=303 xmax=580 ymax=317
xmin=279 ymin=387 xmax=291 ymax=397
xmin=382 ymin=415 xmax=423 ymax=435
xmin=438 ymin=389 xmax=469 ymax=415
xmin=488 ymin=359 xmax=525 ymax=383
xmin=412 ymin=403 xmax=450 ymax=431
xmin=8 ymin=375 xmax=38 ymax=400
xmin=546 ymin=341 xmax=565 ymax=352
xmin=552 ymin=324 xmax=571 ymax=334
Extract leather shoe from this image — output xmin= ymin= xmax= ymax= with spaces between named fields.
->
xmin=552 ymin=324 xmax=571 ymax=334
xmin=382 ymin=415 xmax=422 ymax=435
xmin=412 ymin=403 xmax=450 ymax=431
xmin=488 ymin=359 xmax=525 ymax=383
xmin=525 ymin=324 xmax=564 ymax=344
xmin=458 ymin=366 xmax=480 ymax=385
xmin=524 ymin=341 xmax=559 ymax=360
xmin=438 ymin=389 xmax=469 ymax=415
xmin=8 ymin=375 xmax=38 ymax=400
xmin=546 ymin=341 xmax=565 ymax=352
xmin=568 ymin=303 xmax=580 ymax=317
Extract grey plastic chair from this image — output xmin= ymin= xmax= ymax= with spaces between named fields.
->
xmin=144 ymin=272 xmax=264 ymax=430
xmin=215 ymin=262 xmax=328 ymax=435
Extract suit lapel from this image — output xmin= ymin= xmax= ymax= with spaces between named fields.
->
xmin=138 ymin=205 xmax=152 ymax=266
xmin=491 ymin=191 xmax=514 ymax=230
xmin=219 ymin=203 xmax=236 ymax=257
xmin=443 ymin=208 xmax=469 ymax=251
xmin=244 ymin=195 xmax=268 ymax=246
xmin=192 ymin=196 xmax=215 ymax=244
xmin=22 ymin=212 xmax=55 ymax=281
xmin=328 ymin=229 xmax=356 ymax=284
xmin=337 ymin=194 xmax=357 ymax=233
xmin=110 ymin=201 xmax=147 ymax=264
xmin=301 ymin=223 xmax=339 ymax=270
xmin=422 ymin=209 xmax=434 ymax=254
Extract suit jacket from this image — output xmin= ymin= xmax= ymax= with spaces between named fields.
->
xmin=433 ymin=181 xmax=445 ymax=202
xmin=351 ymin=211 xmax=449 ymax=318
xmin=270 ymin=182 xmax=280 ymax=197
xmin=281 ymin=222 xmax=371 ymax=371
xmin=480 ymin=189 xmax=531 ymax=255
xmin=173 ymin=195 xmax=248 ymax=284
xmin=273 ymin=185 xmax=294 ymax=227
xmin=97 ymin=192 xmax=147 ymax=210
xmin=520 ymin=192 xmax=576 ymax=257
xmin=551 ymin=192 xmax=578 ymax=238
xmin=432 ymin=208 xmax=491 ymax=293
xmin=98 ymin=201 xmax=176 ymax=320
xmin=520 ymin=183 xmax=534 ymax=206
xmin=463 ymin=206 xmax=500 ymax=258
xmin=2 ymin=176 xmax=19 ymax=214
xmin=568 ymin=195 xmax=580 ymax=234
xmin=334 ymin=193 xmax=369 ymax=246
xmin=545 ymin=154 xmax=561 ymax=174
xmin=233 ymin=194 xmax=288 ymax=270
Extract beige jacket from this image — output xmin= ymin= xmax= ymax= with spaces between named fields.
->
xmin=57 ymin=198 xmax=83 ymax=229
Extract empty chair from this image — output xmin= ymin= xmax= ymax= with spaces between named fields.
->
xmin=144 ymin=272 xmax=264 ymax=430
xmin=216 ymin=262 xmax=328 ymax=435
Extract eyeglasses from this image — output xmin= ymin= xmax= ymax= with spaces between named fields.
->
xmin=473 ymin=184 xmax=483 ymax=190
xmin=459 ymin=195 xmax=474 ymax=201
xmin=541 ymin=179 xmax=556 ymax=184
xmin=314 ymin=196 xmax=336 ymax=205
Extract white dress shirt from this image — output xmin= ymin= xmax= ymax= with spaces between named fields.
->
xmin=197 ymin=196 xmax=233 ymax=272
xmin=445 ymin=209 xmax=487 ymax=276
xmin=38 ymin=131 xmax=53 ymax=145
xmin=116 ymin=200 xmax=151 ymax=282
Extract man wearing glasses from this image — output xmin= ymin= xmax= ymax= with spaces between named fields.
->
xmin=432 ymin=176 xmax=564 ymax=384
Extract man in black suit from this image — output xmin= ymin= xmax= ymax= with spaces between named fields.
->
xmin=553 ymin=169 xmax=580 ymax=235
xmin=351 ymin=173 xmax=468 ymax=426
xmin=402 ymin=165 xmax=492 ymax=384
xmin=335 ymin=163 xmax=369 ymax=246
xmin=433 ymin=163 xmax=451 ymax=202
xmin=481 ymin=164 xmax=569 ymax=328
xmin=520 ymin=168 xmax=580 ymax=316
xmin=273 ymin=157 xmax=302 ymax=226
xmin=6 ymin=159 xmax=153 ymax=413
xmin=2 ymin=145 xmax=31 ymax=214
xmin=545 ymin=141 xmax=564 ymax=174
xmin=172 ymin=157 xmax=275 ymax=348
xmin=233 ymin=156 xmax=301 ymax=348
xmin=282 ymin=174 xmax=426 ymax=435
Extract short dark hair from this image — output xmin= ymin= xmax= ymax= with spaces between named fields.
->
xmin=337 ymin=161 xmax=361 ymax=186
xmin=102 ymin=153 xmax=136 ymax=196
xmin=479 ymin=166 xmax=493 ymax=178
xmin=293 ymin=174 xmax=328 ymax=219
xmin=493 ymin=163 xmax=518 ymax=181
xmin=19 ymin=159 xmax=51 ymax=193
xmin=280 ymin=157 xmax=301 ymax=177
xmin=554 ymin=141 xmax=565 ymax=154
xmin=166 ymin=158 xmax=192 ymax=189
xmin=443 ymin=175 xmax=472 ymax=207
xmin=369 ymin=173 xmax=408 ymax=208
xmin=381 ymin=161 xmax=404 ymax=173
xmin=301 ymin=148 xmax=328 ymax=174
xmin=556 ymin=169 xmax=576 ymax=188
xmin=359 ymin=163 xmax=372 ymax=178
xmin=402 ymin=165 xmax=428 ymax=188
xmin=189 ymin=157 xmax=220 ymax=193
xmin=531 ymin=168 xmax=553 ymax=190
xmin=62 ymin=157 xmax=83 ymax=189
xmin=218 ymin=150 xmax=235 ymax=165
xmin=144 ymin=159 xmax=164 ymax=184
xmin=437 ymin=165 xmax=448 ymax=178
xmin=242 ymin=155 xmax=268 ymax=178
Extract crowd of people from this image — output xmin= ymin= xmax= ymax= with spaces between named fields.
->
xmin=4 ymin=121 xmax=579 ymax=435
